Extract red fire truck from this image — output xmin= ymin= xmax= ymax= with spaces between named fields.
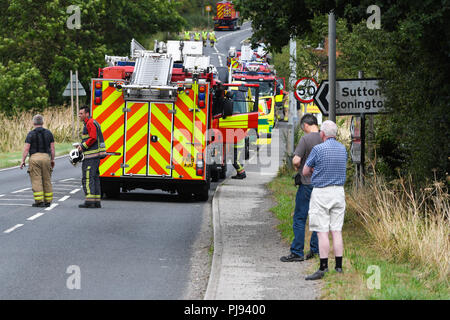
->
xmin=214 ymin=1 xmax=240 ymax=31
xmin=90 ymin=40 xmax=259 ymax=200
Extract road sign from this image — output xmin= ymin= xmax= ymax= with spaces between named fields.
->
xmin=294 ymin=77 xmax=318 ymax=103
xmin=205 ymin=5 xmax=212 ymax=12
xmin=63 ymin=74 xmax=86 ymax=97
xmin=313 ymin=79 xmax=385 ymax=116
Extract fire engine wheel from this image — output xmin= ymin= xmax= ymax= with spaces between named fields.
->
xmin=194 ymin=166 xmax=211 ymax=201
xmin=219 ymin=164 xmax=227 ymax=180
xmin=211 ymin=167 xmax=220 ymax=182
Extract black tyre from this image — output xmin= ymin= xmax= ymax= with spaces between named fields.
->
xmin=194 ymin=166 xmax=210 ymax=201
xmin=101 ymin=180 xmax=120 ymax=199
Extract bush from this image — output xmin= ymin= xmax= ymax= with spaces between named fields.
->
xmin=0 ymin=61 xmax=48 ymax=114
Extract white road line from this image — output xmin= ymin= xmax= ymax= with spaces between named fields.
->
xmin=45 ymin=203 xmax=58 ymax=211
xmin=0 ymin=198 xmax=30 ymax=201
xmin=27 ymin=212 xmax=45 ymax=221
xmin=70 ymin=188 xmax=81 ymax=194
xmin=12 ymin=188 xmax=31 ymax=194
xmin=60 ymin=178 xmax=75 ymax=182
xmin=59 ymin=195 xmax=70 ymax=202
xmin=4 ymin=224 xmax=24 ymax=234
xmin=0 ymin=203 xmax=30 ymax=206
xmin=0 ymin=194 xmax=4 ymax=197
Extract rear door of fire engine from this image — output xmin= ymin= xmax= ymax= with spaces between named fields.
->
xmin=123 ymin=101 xmax=174 ymax=177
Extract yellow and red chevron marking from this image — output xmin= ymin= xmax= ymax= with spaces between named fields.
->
xmin=217 ymin=4 xmax=224 ymax=18
xmin=92 ymin=80 xmax=126 ymax=178
xmin=124 ymin=102 xmax=149 ymax=176
xmin=148 ymin=103 xmax=173 ymax=176
xmin=172 ymin=86 xmax=208 ymax=180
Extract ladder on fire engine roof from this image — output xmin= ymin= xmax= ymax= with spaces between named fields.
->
xmin=130 ymin=38 xmax=146 ymax=58
xmin=130 ymin=51 xmax=173 ymax=87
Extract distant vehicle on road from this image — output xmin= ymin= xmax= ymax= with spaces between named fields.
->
xmin=214 ymin=1 xmax=240 ymax=31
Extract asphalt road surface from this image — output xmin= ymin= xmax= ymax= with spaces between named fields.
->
xmin=0 ymin=24 xmax=254 ymax=300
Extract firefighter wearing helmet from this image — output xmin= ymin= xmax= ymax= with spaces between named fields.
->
xmin=77 ymin=106 xmax=107 ymax=208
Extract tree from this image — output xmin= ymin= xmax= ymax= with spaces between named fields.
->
xmin=0 ymin=0 xmax=185 ymax=106
xmin=237 ymin=0 xmax=450 ymax=183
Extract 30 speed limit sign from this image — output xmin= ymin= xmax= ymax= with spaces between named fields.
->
xmin=294 ymin=77 xmax=318 ymax=103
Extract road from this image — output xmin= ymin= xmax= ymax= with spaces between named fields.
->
xmin=0 ymin=23 xmax=253 ymax=300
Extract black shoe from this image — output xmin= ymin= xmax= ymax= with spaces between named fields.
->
xmin=305 ymin=251 xmax=318 ymax=260
xmin=335 ymin=268 xmax=343 ymax=273
xmin=280 ymin=253 xmax=304 ymax=262
xmin=78 ymin=203 xmax=96 ymax=208
xmin=44 ymin=202 xmax=51 ymax=207
xmin=231 ymin=172 xmax=246 ymax=179
xmin=32 ymin=202 xmax=45 ymax=207
xmin=95 ymin=202 xmax=101 ymax=208
xmin=305 ymin=268 xmax=328 ymax=280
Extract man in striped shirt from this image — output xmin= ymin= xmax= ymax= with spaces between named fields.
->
xmin=302 ymin=120 xmax=348 ymax=280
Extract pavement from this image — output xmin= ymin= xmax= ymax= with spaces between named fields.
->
xmin=204 ymin=128 xmax=321 ymax=300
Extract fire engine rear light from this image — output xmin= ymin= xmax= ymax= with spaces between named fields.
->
xmin=196 ymin=154 xmax=205 ymax=176
xmin=198 ymin=100 xmax=205 ymax=108
xmin=95 ymin=82 xmax=102 ymax=89
xmin=94 ymin=86 xmax=102 ymax=105
xmin=199 ymin=85 xmax=206 ymax=93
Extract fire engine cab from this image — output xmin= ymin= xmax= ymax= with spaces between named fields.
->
xmin=90 ymin=39 xmax=259 ymax=201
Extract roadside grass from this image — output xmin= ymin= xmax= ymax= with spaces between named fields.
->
xmin=0 ymin=142 xmax=74 ymax=169
xmin=267 ymin=171 xmax=450 ymax=300
xmin=0 ymin=106 xmax=79 ymax=169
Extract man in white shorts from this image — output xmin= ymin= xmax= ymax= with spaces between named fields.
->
xmin=302 ymin=120 xmax=348 ymax=280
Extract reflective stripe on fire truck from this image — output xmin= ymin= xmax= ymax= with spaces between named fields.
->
xmin=217 ymin=3 xmax=224 ymax=19
xmin=172 ymin=83 xmax=208 ymax=180
xmin=124 ymin=102 xmax=149 ymax=176
xmin=92 ymin=80 xmax=125 ymax=178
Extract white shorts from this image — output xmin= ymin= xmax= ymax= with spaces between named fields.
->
xmin=308 ymin=186 xmax=346 ymax=232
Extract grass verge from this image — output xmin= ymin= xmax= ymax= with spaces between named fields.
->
xmin=0 ymin=142 xmax=73 ymax=169
xmin=267 ymin=171 xmax=450 ymax=300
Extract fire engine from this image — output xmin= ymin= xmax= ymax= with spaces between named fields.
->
xmin=90 ymin=39 xmax=259 ymax=201
xmin=228 ymin=44 xmax=285 ymax=148
xmin=214 ymin=1 xmax=240 ymax=31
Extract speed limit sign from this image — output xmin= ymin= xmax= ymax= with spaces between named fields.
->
xmin=294 ymin=77 xmax=318 ymax=103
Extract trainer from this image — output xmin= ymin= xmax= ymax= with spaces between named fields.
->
xmin=302 ymin=120 xmax=348 ymax=280
xmin=20 ymin=114 xmax=55 ymax=207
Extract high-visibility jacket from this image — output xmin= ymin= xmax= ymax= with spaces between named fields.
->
xmin=209 ymin=32 xmax=216 ymax=42
xmin=184 ymin=31 xmax=190 ymax=40
xmin=194 ymin=32 xmax=200 ymax=41
xmin=81 ymin=117 xmax=106 ymax=159
xmin=202 ymin=31 xmax=208 ymax=40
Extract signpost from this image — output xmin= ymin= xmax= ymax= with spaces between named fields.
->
xmin=294 ymin=77 xmax=318 ymax=103
xmin=63 ymin=71 xmax=86 ymax=139
xmin=313 ymin=79 xmax=385 ymax=116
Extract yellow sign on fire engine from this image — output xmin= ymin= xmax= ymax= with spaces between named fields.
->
xmin=302 ymin=102 xmax=321 ymax=114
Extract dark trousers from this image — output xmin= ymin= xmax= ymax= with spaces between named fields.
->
xmin=290 ymin=184 xmax=319 ymax=256
xmin=82 ymin=158 xmax=101 ymax=203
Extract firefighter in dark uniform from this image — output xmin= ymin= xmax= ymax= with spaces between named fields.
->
xmin=77 ymin=106 xmax=106 ymax=208
xmin=20 ymin=114 xmax=55 ymax=207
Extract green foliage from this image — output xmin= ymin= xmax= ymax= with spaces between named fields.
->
xmin=240 ymin=0 xmax=450 ymax=184
xmin=0 ymin=0 xmax=185 ymax=108
xmin=0 ymin=61 xmax=48 ymax=114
